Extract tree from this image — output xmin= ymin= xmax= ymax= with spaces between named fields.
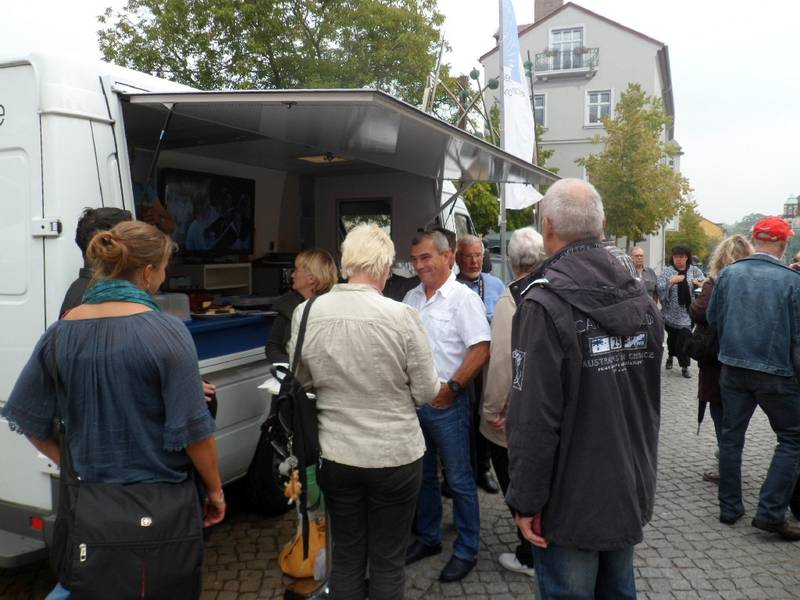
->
xmin=665 ymin=202 xmax=711 ymax=262
xmin=463 ymin=182 xmax=499 ymax=236
xmin=577 ymin=83 xmax=691 ymax=244
xmin=97 ymin=0 xmax=443 ymax=103
xmin=725 ymin=212 xmax=766 ymax=237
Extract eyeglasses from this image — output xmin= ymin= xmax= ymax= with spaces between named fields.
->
xmin=461 ymin=253 xmax=483 ymax=260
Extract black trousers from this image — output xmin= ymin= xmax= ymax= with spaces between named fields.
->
xmin=665 ymin=324 xmax=691 ymax=368
xmin=469 ymin=374 xmax=492 ymax=476
xmin=487 ymin=441 xmax=533 ymax=568
xmin=318 ymin=458 xmax=422 ymax=600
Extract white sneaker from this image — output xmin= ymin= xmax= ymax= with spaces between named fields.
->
xmin=498 ymin=552 xmax=535 ymax=577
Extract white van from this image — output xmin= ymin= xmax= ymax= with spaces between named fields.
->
xmin=0 ymin=52 xmax=556 ymax=567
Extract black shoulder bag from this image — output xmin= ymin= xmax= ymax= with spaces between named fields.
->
xmin=685 ymin=321 xmax=719 ymax=364
xmin=266 ymin=297 xmax=320 ymax=558
xmin=48 ymin=330 xmax=204 ymax=599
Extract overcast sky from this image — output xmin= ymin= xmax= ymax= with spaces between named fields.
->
xmin=2 ymin=0 xmax=797 ymax=225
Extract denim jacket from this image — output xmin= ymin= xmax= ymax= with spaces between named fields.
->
xmin=707 ymin=254 xmax=800 ymax=377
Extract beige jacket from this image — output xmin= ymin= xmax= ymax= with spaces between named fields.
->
xmin=480 ymin=287 xmax=515 ymax=448
xmin=289 ymin=283 xmax=439 ymax=468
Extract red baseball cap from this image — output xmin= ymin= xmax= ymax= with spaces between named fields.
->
xmin=752 ymin=216 xmax=795 ymax=241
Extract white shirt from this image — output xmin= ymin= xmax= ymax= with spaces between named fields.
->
xmin=403 ymin=272 xmax=491 ymax=381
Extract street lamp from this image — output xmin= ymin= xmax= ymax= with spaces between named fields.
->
xmin=457 ymin=68 xmax=499 ymax=140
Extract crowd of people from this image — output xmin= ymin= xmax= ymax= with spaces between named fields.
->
xmin=4 ymin=177 xmax=800 ymax=599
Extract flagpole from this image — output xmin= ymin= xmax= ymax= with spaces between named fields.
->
xmin=498 ymin=0 xmax=508 ymax=282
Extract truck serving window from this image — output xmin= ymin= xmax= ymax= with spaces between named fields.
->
xmin=337 ymin=198 xmax=392 ymax=243
xmin=454 ymin=213 xmax=474 ymax=238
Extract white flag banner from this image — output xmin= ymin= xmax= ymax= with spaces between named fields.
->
xmin=500 ymin=0 xmax=542 ymax=209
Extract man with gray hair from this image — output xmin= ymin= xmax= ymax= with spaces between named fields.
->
xmin=403 ymin=230 xmax=491 ymax=582
xmin=456 ymin=235 xmax=506 ymax=321
xmin=708 ymin=216 xmax=800 ymax=539
xmin=506 ymin=179 xmax=663 ymax=598
xmin=481 ymin=226 xmax=546 ymax=578
xmin=455 ymin=234 xmax=506 ymax=495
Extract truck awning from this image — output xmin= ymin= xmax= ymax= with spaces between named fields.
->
xmin=123 ymin=89 xmax=558 ymax=187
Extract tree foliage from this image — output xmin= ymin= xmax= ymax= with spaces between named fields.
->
xmin=463 ymin=182 xmax=499 ymax=236
xmin=97 ymin=0 xmax=443 ymax=103
xmin=726 ymin=212 xmax=800 ymax=262
xmin=725 ymin=212 xmax=766 ymax=237
xmin=577 ymin=83 xmax=690 ymax=241
xmin=665 ymin=202 xmax=712 ymax=262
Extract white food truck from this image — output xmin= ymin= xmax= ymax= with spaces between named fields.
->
xmin=0 ymin=52 xmax=557 ymax=567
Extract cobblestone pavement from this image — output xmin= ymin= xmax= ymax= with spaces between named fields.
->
xmin=3 ymin=363 xmax=800 ymax=599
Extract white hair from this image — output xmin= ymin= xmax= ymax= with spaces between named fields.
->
xmin=456 ymin=234 xmax=484 ymax=252
xmin=340 ymin=224 xmax=395 ymax=280
xmin=508 ymin=227 xmax=545 ymax=273
xmin=540 ymin=178 xmax=605 ymax=242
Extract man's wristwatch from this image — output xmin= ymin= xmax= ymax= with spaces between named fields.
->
xmin=447 ymin=379 xmax=464 ymax=395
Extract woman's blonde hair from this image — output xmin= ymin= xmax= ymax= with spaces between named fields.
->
xmin=340 ymin=224 xmax=395 ymax=281
xmin=708 ymin=234 xmax=753 ymax=279
xmin=296 ymin=248 xmax=338 ymax=294
xmin=87 ymin=221 xmax=173 ymax=282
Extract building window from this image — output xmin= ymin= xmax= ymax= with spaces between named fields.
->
xmin=550 ymin=27 xmax=583 ymax=69
xmin=533 ymin=94 xmax=546 ymax=127
xmin=587 ymin=90 xmax=611 ymax=125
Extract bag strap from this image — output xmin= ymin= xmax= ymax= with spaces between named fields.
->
xmin=290 ymin=297 xmax=317 ymax=376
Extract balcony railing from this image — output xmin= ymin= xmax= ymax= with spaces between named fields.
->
xmin=534 ymin=47 xmax=599 ymax=78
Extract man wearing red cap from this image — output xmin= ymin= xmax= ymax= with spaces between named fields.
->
xmin=707 ymin=216 xmax=800 ymax=540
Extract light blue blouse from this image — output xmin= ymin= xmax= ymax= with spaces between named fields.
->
xmin=2 ymin=311 xmax=215 ymax=483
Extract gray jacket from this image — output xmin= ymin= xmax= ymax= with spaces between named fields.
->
xmin=507 ymin=240 xmax=663 ymax=550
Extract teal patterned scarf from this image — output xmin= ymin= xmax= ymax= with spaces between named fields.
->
xmin=82 ymin=279 xmax=161 ymax=312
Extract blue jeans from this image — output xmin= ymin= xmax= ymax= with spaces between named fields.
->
xmin=45 ymin=583 xmax=70 ymax=600
xmin=719 ymin=366 xmax=800 ymax=522
xmin=710 ymin=402 xmax=723 ymax=447
xmin=532 ymin=544 xmax=636 ymax=599
xmin=415 ymin=394 xmax=480 ymax=560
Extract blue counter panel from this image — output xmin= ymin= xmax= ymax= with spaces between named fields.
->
xmin=184 ymin=315 xmax=272 ymax=360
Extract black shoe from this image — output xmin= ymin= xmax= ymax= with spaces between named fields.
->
xmin=441 ymin=478 xmax=453 ymax=498
xmin=665 ymin=356 xmax=673 ymax=370
xmin=752 ymin=518 xmax=800 ymax=541
xmin=477 ymin=470 xmax=500 ymax=494
xmin=719 ymin=511 xmax=744 ymax=525
xmin=439 ymin=555 xmax=477 ymax=582
xmin=405 ymin=541 xmax=442 ymax=565
xmin=681 ymin=367 xmax=691 ymax=378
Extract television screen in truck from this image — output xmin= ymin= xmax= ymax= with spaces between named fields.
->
xmin=160 ymin=168 xmax=255 ymax=256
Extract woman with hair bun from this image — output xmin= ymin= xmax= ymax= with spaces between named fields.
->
xmin=1 ymin=221 xmax=224 ymax=599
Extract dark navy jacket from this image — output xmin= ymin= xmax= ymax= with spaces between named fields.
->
xmin=708 ymin=253 xmax=800 ymax=377
xmin=506 ymin=240 xmax=663 ymax=551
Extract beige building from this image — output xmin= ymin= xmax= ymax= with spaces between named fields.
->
xmin=480 ymin=1 xmax=680 ymax=271
xmin=699 ymin=217 xmax=725 ymax=242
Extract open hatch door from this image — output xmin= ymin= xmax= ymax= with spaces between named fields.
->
xmin=123 ymin=89 xmax=558 ymax=186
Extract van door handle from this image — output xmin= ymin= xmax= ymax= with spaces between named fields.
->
xmin=31 ymin=218 xmax=62 ymax=238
